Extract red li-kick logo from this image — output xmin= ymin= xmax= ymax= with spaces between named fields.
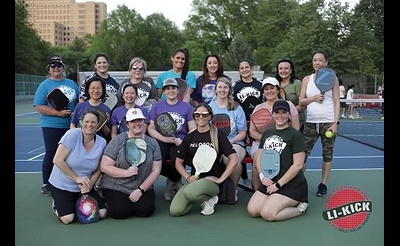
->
xmin=322 ymin=186 xmax=372 ymax=233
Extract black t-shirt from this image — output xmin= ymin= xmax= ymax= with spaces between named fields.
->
xmin=177 ymin=129 xmax=236 ymax=178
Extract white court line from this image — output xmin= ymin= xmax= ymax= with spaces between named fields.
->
xmin=29 ymin=147 xmax=44 ymax=153
xmin=15 ymin=112 xmax=38 ymax=117
xmin=28 ymin=152 xmax=45 ymax=160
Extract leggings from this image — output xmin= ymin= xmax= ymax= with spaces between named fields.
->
xmin=41 ymin=127 xmax=69 ymax=185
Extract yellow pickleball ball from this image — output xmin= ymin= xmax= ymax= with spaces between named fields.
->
xmin=325 ymin=130 xmax=333 ymax=138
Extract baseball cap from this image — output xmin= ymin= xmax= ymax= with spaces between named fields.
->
xmin=262 ymin=77 xmax=280 ymax=88
xmin=46 ymin=56 xmax=64 ymax=70
xmin=126 ymin=108 xmax=146 ymax=121
xmin=272 ymin=100 xmax=290 ymax=113
xmin=162 ymin=78 xmax=179 ymax=89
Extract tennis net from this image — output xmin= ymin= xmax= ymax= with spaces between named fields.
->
xmin=339 ymin=98 xmax=384 ymax=150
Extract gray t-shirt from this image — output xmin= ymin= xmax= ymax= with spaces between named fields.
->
xmin=99 ymin=133 xmax=161 ymax=194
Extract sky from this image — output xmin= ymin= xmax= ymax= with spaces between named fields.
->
xmin=77 ymin=0 xmax=359 ymax=29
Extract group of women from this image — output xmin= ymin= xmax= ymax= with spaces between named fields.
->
xmin=34 ymin=49 xmax=340 ymax=223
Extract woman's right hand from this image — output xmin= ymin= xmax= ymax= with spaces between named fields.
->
xmin=126 ymin=166 xmax=139 ymax=177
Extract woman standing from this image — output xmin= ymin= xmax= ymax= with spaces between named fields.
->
xmin=339 ymin=79 xmax=347 ymax=118
xmin=247 ymin=100 xmax=308 ymax=221
xmin=33 ymin=56 xmax=80 ymax=196
xmin=49 ymin=110 xmax=108 ymax=224
xmin=117 ymin=57 xmax=158 ymax=107
xmin=70 ymin=76 xmax=111 ymax=140
xmin=191 ymin=54 xmax=230 ymax=106
xmin=233 ymin=58 xmax=263 ymax=121
xmin=275 ymin=58 xmax=305 ymax=131
xmin=99 ymin=108 xmax=162 ymax=219
xmin=156 ymin=48 xmax=196 ymax=103
xmin=170 ymin=103 xmax=238 ymax=216
xmin=299 ymin=50 xmax=340 ymax=197
xmin=79 ymin=53 xmax=120 ymax=110
xmin=148 ymin=78 xmax=197 ymax=201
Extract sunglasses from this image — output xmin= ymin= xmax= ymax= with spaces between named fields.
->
xmin=194 ymin=112 xmax=211 ymax=118
xmin=132 ymin=65 xmax=144 ymax=71
xmin=49 ymin=63 xmax=63 ymax=69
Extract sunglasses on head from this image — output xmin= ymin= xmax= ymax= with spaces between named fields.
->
xmin=193 ymin=112 xmax=210 ymax=118
xmin=50 ymin=63 xmax=63 ymax=68
xmin=132 ymin=65 xmax=144 ymax=71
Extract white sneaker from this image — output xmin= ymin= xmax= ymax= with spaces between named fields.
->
xmin=296 ymin=202 xmax=309 ymax=215
xmin=201 ymin=195 xmax=219 ymax=215
xmin=348 ymin=115 xmax=355 ymax=119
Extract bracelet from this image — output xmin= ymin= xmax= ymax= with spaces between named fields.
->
xmin=138 ymin=187 xmax=145 ymax=194
xmin=259 ymin=172 xmax=266 ymax=182
xmin=186 ymin=175 xmax=191 ymax=181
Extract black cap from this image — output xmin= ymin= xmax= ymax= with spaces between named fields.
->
xmin=46 ymin=56 xmax=64 ymax=71
xmin=272 ymin=100 xmax=290 ymax=113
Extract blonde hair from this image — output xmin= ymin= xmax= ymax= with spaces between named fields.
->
xmin=194 ymin=103 xmax=219 ymax=153
xmin=128 ymin=57 xmax=147 ymax=73
xmin=216 ymin=77 xmax=239 ymax=111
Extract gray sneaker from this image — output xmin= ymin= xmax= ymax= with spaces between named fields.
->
xmin=41 ymin=184 xmax=51 ymax=196
xmin=201 ymin=195 xmax=219 ymax=215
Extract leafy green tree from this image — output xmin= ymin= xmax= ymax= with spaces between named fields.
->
xmin=15 ymin=1 xmax=51 ymax=75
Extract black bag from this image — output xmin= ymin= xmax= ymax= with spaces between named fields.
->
xmin=218 ymin=177 xmax=237 ymax=205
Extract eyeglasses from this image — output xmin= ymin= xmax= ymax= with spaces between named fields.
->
xmin=49 ymin=63 xmax=63 ymax=69
xmin=132 ymin=66 xmax=144 ymax=71
xmin=194 ymin=112 xmax=210 ymax=118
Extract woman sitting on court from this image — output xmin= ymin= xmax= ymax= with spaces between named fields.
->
xmin=249 ymin=77 xmax=299 ymax=190
xmin=49 ymin=109 xmax=107 ymax=224
xmin=99 ymin=108 xmax=162 ymax=219
xmin=247 ymin=100 xmax=308 ymax=221
xmin=170 ymin=103 xmax=238 ymax=216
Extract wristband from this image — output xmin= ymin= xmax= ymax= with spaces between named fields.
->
xmin=259 ymin=172 xmax=266 ymax=182
xmin=138 ymin=187 xmax=145 ymax=194
xmin=275 ymin=182 xmax=281 ymax=189
xmin=186 ymin=175 xmax=191 ymax=181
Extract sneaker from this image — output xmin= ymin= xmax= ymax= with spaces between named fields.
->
xmin=164 ymin=179 xmax=176 ymax=201
xmin=296 ymin=202 xmax=309 ymax=214
xmin=341 ymin=115 xmax=347 ymax=118
xmin=348 ymin=115 xmax=355 ymax=119
xmin=201 ymin=195 xmax=219 ymax=215
xmin=317 ymin=183 xmax=327 ymax=197
xmin=51 ymin=200 xmax=58 ymax=216
xmin=41 ymin=184 xmax=51 ymax=196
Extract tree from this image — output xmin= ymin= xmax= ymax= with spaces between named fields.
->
xmin=15 ymin=1 xmax=51 ymax=75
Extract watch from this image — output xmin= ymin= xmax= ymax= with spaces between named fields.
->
xmin=275 ymin=182 xmax=281 ymax=189
xmin=138 ymin=187 xmax=145 ymax=194
xmin=334 ymin=121 xmax=340 ymax=125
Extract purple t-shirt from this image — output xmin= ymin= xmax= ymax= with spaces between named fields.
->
xmin=148 ymin=100 xmax=194 ymax=140
xmin=110 ymin=104 xmax=149 ymax=134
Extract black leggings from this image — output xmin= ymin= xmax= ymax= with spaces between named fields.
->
xmin=41 ymin=127 xmax=69 ymax=184
xmin=102 ymin=188 xmax=156 ymax=219
xmin=158 ymin=141 xmax=182 ymax=182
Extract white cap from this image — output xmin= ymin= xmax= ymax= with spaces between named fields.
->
xmin=126 ymin=108 xmax=145 ymax=121
xmin=262 ymin=77 xmax=280 ymax=88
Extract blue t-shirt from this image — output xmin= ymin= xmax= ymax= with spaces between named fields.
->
xmin=48 ymin=128 xmax=106 ymax=192
xmin=33 ymin=78 xmax=80 ymax=128
xmin=155 ymin=69 xmax=196 ymax=100
xmin=208 ymin=100 xmax=247 ymax=147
